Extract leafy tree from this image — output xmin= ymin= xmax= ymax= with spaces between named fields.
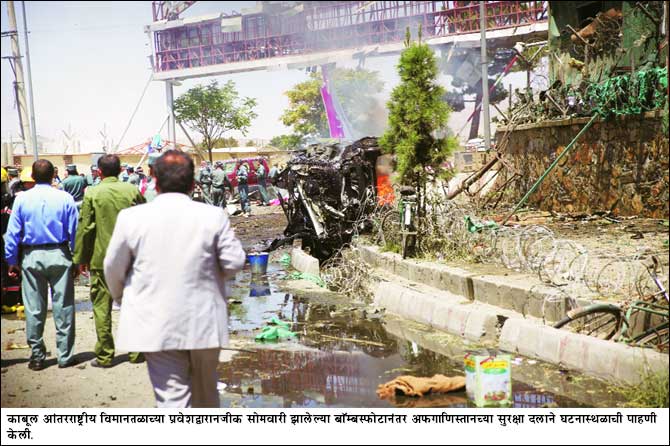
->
xmin=270 ymin=134 xmax=303 ymax=150
xmin=198 ymin=136 xmax=238 ymax=150
xmin=246 ymin=140 xmax=256 ymax=147
xmin=174 ymin=80 xmax=257 ymax=162
xmin=380 ymin=27 xmax=457 ymax=196
xmin=280 ymin=68 xmax=385 ymax=139
xmin=280 ymin=73 xmax=329 ymax=139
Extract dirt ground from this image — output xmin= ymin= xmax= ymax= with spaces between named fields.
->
xmin=1 ymin=204 xmax=288 ymax=408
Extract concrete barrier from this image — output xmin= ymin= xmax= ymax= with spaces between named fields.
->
xmin=360 ymin=244 xmax=597 ymax=323
xmin=499 ymin=317 xmax=668 ymax=384
xmin=291 ymin=248 xmax=320 ymax=277
xmin=373 ymin=280 xmax=498 ymax=342
xmin=364 ymin=244 xmax=669 ymax=384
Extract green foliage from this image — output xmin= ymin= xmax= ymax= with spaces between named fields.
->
xmin=174 ymin=80 xmax=257 ymax=161
xmin=246 ymin=140 xmax=256 ymax=147
xmin=616 ymin=370 xmax=669 ymax=408
xmin=380 ymin=30 xmax=457 ymax=186
xmin=330 ymin=67 xmax=385 ymax=137
xmin=280 ymin=68 xmax=385 ymax=139
xmin=270 ymin=134 xmax=303 ymax=150
xmin=280 ymin=73 xmax=329 ymax=139
xmin=198 ymin=136 xmax=238 ymax=150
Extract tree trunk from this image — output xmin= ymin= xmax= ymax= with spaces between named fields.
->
xmin=208 ymin=148 xmax=213 ymax=163
xmin=469 ymin=87 xmax=483 ymax=140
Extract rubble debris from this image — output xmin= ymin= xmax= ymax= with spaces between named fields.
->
xmin=376 ymin=374 xmax=466 ymax=399
xmin=268 ymin=137 xmax=382 ymax=261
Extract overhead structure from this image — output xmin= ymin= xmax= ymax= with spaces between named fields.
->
xmin=146 ymin=1 xmax=549 ymax=81
xmin=3 ymin=0 xmax=31 ymax=155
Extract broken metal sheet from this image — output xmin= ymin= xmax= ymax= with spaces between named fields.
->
xmin=268 ymin=137 xmax=382 ymax=261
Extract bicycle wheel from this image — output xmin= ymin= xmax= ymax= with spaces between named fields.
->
xmin=553 ymin=304 xmax=622 ymax=340
xmin=632 ymin=324 xmax=669 ymax=351
xmin=378 ymin=210 xmax=400 ymax=248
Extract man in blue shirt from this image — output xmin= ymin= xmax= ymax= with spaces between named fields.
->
xmin=4 ymin=159 xmax=79 ymax=371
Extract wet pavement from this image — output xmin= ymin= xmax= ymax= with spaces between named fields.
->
xmin=218 ymin=260 xmax=620 ymax=408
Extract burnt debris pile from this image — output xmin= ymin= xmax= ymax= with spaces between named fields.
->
xmin=270 ymin=137 xmax=382 ymax=261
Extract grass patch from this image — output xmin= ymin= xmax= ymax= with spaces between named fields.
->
xmin=614 ymin=369 xmax=669 ymax=408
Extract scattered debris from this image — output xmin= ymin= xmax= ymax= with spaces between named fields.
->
xmin=4 ymin=342 xmax=29 ymax=350
xmin=376 ymin=374 xmax=466 ymax=399
xmin=268 ymin=137 xmax=382 ymax=261
xmin=255 ymin=317 xmax=297 ymax=342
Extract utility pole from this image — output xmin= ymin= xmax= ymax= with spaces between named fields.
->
xmin=21 ymin=1 xmax=38 ymax=160
xmin=4 ymin=1 xmax=31 ymax=155
xmin=165 ymin=81 xmax=176 ymax=144
xmin=479 ymin=1 xmax=491 ymax=151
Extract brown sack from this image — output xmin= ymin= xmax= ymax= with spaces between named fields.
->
xmin=376 ymin=374 xmax=466 ymax=400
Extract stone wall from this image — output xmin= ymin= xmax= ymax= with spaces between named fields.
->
xmin=496 ymin=112 xmax=669 ymax=218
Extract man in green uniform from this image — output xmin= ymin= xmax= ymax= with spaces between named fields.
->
xmin=195 ymin=161 xmax=213 ymax=204
xmin=59 ymin=164 xmax=86 ymax=205
xmin=73 ymin=154 xmax=146 ymax=368
xmin=211 ymin=161 xmax=232 ymax=209
xmin=255 ymin=162 xmax=270 ymax=206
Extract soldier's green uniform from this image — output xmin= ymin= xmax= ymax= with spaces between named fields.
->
xmin=59 ymin=166 xmax=87 ymax=203
xmin=195 ymin=164 xmax=213 ymax=204
xmin=256 ymin=163 xmax=270 ymax=205
xmin=211 ymin=162 xmax=231 ymax=209
xmin=73 ymin=177 xmax=146 ymax=366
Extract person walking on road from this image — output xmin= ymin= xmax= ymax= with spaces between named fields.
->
xmin=195 ymin=161 xmax=213 ymax=205
xmin=236 ymin=162 xmax=251 ymax=216
xmin=73 ymin=154 xmax=146 ymax=368
xmin=4 ymin=159 xmax=79 ymax=370
xmin=255 ymin=162 xmax=270 ymax=206
xmin=211 ymin=161 xmax=231 ymax=210
xmin=59 ymin=164 xmax=86 ymax=205
xmin=104 ymin=150 xmax=245 ymax=407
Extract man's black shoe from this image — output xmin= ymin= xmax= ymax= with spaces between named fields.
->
xmin=90 ymin=359 xmax=112 ymax=369
xmin=28 ymin=360 xmax=46 ymax=371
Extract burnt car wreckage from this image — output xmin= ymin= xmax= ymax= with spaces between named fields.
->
xmin=269 ymin=137 xmax=382 ymax=261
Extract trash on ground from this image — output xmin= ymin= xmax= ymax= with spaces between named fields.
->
xmin=255 ymin=317 xmax=296 ymax=342
xmin=285 ymin=271 xmax=326 ymax=288
xmin=465 ymin=215 xmax=499 ymax=233
xmin=465 ymin=351 xmax=512 ymax=407
xmin=376 ymin=374 xmax=466 ymax=399
xmin=5 ymin=342 xmax=30 ymax=350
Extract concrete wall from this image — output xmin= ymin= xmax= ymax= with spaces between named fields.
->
xmin=496 ymin=112 xmax=669 ymax=218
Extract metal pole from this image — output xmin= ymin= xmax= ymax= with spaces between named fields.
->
xmin=479 ymin=1 xmax=491 ymax=151
xmin=166 ymin=81 xmax=176 ymax=145
xmin=5 ymin=1 xmax=31 ymax=155
xmin=502 ymin=114 xmax=599 ymax=225
xmin=21 ymin=1 xmax=38 ymax=160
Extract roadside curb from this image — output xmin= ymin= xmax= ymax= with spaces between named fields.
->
xmin=360 ymin=244 xmax=669 ymax=385
xmin=359 ymin=245 xmax=596 ymax=322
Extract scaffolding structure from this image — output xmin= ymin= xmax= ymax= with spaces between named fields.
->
xmin=150 ymin=1 xmax=548 ymax=74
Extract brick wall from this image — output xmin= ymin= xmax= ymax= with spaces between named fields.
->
xmin=496 ymin=112 xmax=669 ymax=218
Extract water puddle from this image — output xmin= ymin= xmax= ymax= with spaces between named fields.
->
xmin=219 ymin=263 xmax=614 ymax=408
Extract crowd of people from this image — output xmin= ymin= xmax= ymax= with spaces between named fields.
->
xmin=1 ymin=151 xmax=249 ymax=408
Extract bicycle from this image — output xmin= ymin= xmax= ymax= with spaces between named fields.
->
xmin=374 ymin=185 xmax=418 ymax=259
xmin=553 ymin=256 xmax=669 ymax=352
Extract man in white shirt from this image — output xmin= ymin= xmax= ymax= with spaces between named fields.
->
xmin=103 ymin=150 xmax=245 ymax=408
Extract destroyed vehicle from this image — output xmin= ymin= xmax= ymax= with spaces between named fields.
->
xmin=271 ymin=137 xmax=382 ymax=261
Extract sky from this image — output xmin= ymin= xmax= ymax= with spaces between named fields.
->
xmin=1 ymin=1 xmax=531 ymax=152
